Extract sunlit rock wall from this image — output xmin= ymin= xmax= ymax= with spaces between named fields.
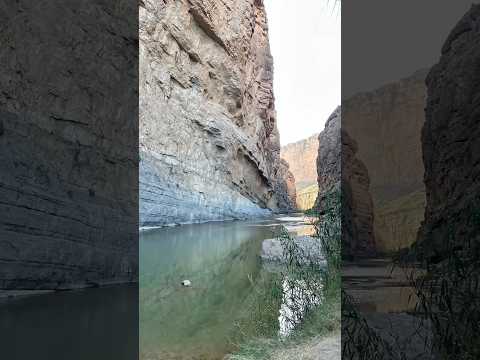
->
xmin=139 ymin=0 xmax=293 ymax=226
xmin=281 ymin=134 xmax=319 ymax=190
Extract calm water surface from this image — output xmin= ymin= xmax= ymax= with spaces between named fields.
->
xmin=0 ymin=284 xmax=138 ymax=360
xmin=140 ymin=215 xmax=309 ymax=360
xmin=0 ymin=215 xmax=309 ymax=360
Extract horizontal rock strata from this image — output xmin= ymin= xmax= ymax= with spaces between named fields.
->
xmin=0 ymin=1 xmax=138 ymax=289
xmin=139 ymin=0 xmax=293 ymax=226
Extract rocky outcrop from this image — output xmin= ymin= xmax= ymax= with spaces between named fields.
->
xmin=139 ymin=0 xmax=293 ymax=226
xmin=275 ymin=159 xmax=297 ymax=210
xmin=315 ymin=107 xmax=375 ymax=257
xmin=342 ymin=130 xmax=376 ymax=258
xmin=419 ymin=5 xmax=480 ymax=258
xmin=315 ymin=108 xmax=341 ymax=210
xmin=0 ymin=2 xmax=138 ymax=288
xmin=281 ymin=134 xmax=319 ymax=190
xmin=343 ymin=70 xmax=428 ymax=252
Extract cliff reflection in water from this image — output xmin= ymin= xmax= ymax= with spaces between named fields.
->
xmin=140 ymin=219 xmax=283 ymax=359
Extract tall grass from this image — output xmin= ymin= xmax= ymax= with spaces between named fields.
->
xmin=229 ymin=190 xmax=341 ymax=359
xmin=342 ymin=198 xmax=480 ymax=359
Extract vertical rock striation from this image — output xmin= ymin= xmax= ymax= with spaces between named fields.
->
xmin=342 ymin=130 xmax=376 ymax=258
xmin=0 ymin=1 xmax=138 ymax=289
xmin=419 ymin=5 xmax=480 ymax=258
xmin=316 ymin=108 xmax=342 ymax=209
xmin=139 ymin=0 xmax=293 ymax=226
xmin=343 ymin=70 xmax=428 ymax=252
xmin=315 ymin=107 xmax=376 ymax=257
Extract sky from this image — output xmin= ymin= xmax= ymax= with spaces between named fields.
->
xmin=264 ymin=0 xmax=341 ymax=146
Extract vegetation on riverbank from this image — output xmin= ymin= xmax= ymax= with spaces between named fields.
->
xmin=228 ymin=191 xmax=341 ymax=359
xmin=342 ymin=198 xmax=480 ymax=359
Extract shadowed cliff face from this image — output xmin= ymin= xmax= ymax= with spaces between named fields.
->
xmin=316 ymin=108 xmax=341 ymax=210
xmin=139 ymin=0 xmax=293 ymax=226
xmin=420 ymin=4 xmax=480 ymax=258
xmin=0 ymin=1 xmax=138 ymax=289
xmin=343 ymin=70 xmax=428 ymax=252
xmin=315 ymin=107 xmax=376 ymax=257
xmin=342 ymin=130 xmax=376 ymax=258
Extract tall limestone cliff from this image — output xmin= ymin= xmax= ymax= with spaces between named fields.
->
xmin=316 ymin=108 xmax=341 ymax=210
xmin=419 ymin=5 xmax=480 ymax=258
xmin=281 ymin=134 xmax=319 ymax=189
xmin=315 ymin=107 xmax=376 ymax=257
xmin=343 ymin=70 xmax=428 ymax=252
xmin=139 ymin=0 xmax=294 ymax=226
xmin=281 ymin=134 xmax=319 ymax=210
xmin=0 ymin=1 xmax=138 ymax=289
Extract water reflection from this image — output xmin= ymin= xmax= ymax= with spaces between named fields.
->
xmin=0 ymin=285 xmax=138 ymax=360
xmin=140 ymin=220 xmax=281 ymax=359
xmin=140 ymin=217 xmax=320 ymax=359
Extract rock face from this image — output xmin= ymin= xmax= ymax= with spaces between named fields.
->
xmin=419 ymin=5 xmax=480 ymax=257
xmin=315 ymin=108 xmax=342 ymax=210
xmin=343 ymin=70 xmax=428 ymax=252
xmin=342 ymin=130 xmax=376 ymax=258
xmin=296 ymin=184 xmax=319 ymax=211
xmin=0 ymin=2 xmax=138 ymax=288
xmin=276 ymin=160 xmax=297 ymax=210
xmin=315 ymin=107 xmax=375 ymax=257
xmin=281 ymin=134 xmax=319 ymax=190
xmin=139 ymin=0 xmax=293 ymax=226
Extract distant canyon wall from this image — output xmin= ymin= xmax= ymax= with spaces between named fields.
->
xmin=343 ymin=70 xmax=428 ymax=252
xmin=419 ymin=5 xmax=480 ymax=258
xmin=139 ymin=0 xmax=294 ymax=226
xmin=281 ymin=134 xmax=319 ymax=210
xmin=281 ymin=134 xmax=319 ymax=190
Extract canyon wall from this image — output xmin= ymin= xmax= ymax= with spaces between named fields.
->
xmin=139 ymin=0 xmax=294 ymax=226
xmin=343 ymin=70 xmax=427 ymax=252
xmin=281 ymin=134 xmax=319 ymax=210
xmin=296 ymin=184 xmax=319 ymax=211
xmin=419 ymin=4 xmax=480 ymax=258
xmin=315 ymin=108 xmax=341 ymax=211
xmin=342 ymin=128 xmax=376 ymax=257
xmin=281 ymin=134 xmax=319 ymax=190
xmin=0 ymin=1 xmax=138 ymax=289
xmin=315 ymin=107 xmax=375 ymax=257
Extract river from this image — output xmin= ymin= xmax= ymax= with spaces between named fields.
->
xmin=140 ymin=214 xmax=313 ymax=359
xmin=0 ymin=214 xmax=313 ymax=360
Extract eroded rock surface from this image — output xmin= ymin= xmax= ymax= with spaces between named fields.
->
xmin=139 ymin=0 xmax=293 ymax=226
xmin=0 ymin=1 xmax=138 ymax=288
xmin=315 ymin=108 xmax=341 ymax=210
xmin=281 ymin=134 xmax=319 ymax=190
xmin=419 ymin=5 xmax=480 ymax=257
xmin=342 ymin=130 xmax=376 ymax=257
xmin=315 ymin=107 xmax=376 ymax=257
xmin=343 ymin=70 xmax=427 ymax=252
